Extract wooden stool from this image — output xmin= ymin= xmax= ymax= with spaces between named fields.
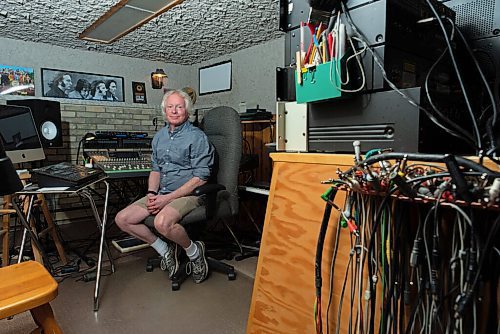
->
xmin=0 ymin=261 xmax=62 ymax=333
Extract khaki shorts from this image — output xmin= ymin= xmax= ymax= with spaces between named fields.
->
xmin=133 ymin=195 xmax=202 ymax=218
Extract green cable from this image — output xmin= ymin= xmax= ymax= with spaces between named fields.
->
xmin=365 ymin=149 xmax=381 ymax=159
xmin=321 ymin=186 xmax=335 ymax=202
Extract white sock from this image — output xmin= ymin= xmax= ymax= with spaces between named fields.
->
xmin=184 ymin=241 xmax=199 ymax=261
xmin=151 ymin=237 xmax=170 ymax=256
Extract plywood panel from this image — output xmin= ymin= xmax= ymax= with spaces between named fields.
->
xmin=247 ymin=153 xmax=498 ymax=334
xmin=248 ymin=153 xmax=359 ymax=333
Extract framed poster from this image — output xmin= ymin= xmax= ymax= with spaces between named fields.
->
xmin=41 ymin=68 xmax=124 ymax=102
xmin=132 ymin=81 xmax=147 ymax=104
xmin=0 ymin=64 xmax=35 ymax=96
xmin=198 ymin=60 xmax=232 ymax=95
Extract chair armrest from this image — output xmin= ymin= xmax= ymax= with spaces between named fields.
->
xmin=192 ymin=184 xmax=226 ymax=219
xmin=192 ymin=183 xmax=225 ymax=196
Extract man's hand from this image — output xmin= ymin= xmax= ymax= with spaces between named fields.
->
xmin=146 ymin=193 xmax=171 ymax=215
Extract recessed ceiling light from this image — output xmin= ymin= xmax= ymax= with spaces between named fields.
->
xmin=79 ymin=0 xmax=184 ymax=44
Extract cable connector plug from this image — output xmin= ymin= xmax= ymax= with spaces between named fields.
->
xmin=410 ymin=237 xmax=422 ymax=267
xmin=346 ymin=219 xmax=359 ymax=237
xmin=454 ymin=291 xmax=473 ymax=319
xmin=465 ymin=248 xmax=477 ymax=284
xmin=403 ymin=284 xmax=411 ymax=305
xmin=321 ymin=186 xmax=338 ymax=202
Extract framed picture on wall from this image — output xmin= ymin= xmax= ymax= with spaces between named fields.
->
xmin=198 ymin=60 xmax=232 ymax=95
xmin=0 ymin=64 xmax=35 ymax=96
xmin=132 ymin=81 xmax=147 ymax=104
xmin=41 ymin=68 xmax=124 ymax=102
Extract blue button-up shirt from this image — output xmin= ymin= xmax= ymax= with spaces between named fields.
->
xmin=151 ymin=121 xmax=214 ymax=194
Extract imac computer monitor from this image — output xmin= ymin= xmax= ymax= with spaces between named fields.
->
xmin=0 ymin=104 xmax=45 ymax=164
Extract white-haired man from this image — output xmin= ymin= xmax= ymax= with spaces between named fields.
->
xmin=115 ymin=89 xmax=214 ymax=283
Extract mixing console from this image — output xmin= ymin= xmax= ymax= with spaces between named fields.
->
xmin=85 ymin=150 xmax=151 ymax=178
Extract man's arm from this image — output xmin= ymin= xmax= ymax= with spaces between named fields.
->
xmin=162 ymin=176 xmax=206 ymax=202
xmin=148 ymin=171 xmax=161 ymax=193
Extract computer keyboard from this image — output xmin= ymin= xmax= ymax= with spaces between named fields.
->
xmin=32 ymin=162 xmax=105 ymax=187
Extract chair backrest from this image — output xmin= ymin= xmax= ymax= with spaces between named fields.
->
xmin=202 ymin=106 xmax=242 ymax=216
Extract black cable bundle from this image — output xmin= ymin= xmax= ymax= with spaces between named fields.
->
xmin=314 ymin=186 xmax=338 ymax=334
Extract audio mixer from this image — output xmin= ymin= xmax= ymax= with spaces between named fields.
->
xmin=85 ymin=151 xmax=151 ymax=178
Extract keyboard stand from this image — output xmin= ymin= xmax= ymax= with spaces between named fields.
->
xmin=15 ymin=176 xmax=113 ymax=312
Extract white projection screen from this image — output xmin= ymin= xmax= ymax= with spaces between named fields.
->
xmin=199 ymin=60 xmax=232 ymax=95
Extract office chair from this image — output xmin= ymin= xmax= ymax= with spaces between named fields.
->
xmin=145 ymin=106 xmax=242 ymax=290
xmin=0 ymin=141 xmax=63 ymax=333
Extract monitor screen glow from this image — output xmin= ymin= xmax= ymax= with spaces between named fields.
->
xmin=0 ymin=105 xmax=45 ymax=164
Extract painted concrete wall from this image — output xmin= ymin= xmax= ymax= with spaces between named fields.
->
xmin=0 ymin=37 xmax=188 ymax=106
xmin=0 ymin=36 xmax=284 ymax=114
xmin=193 ymin=37 xmax=285 ymax=114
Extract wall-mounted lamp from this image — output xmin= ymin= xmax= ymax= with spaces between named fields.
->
xmin=151 ymin=69 xmax=168 ymax=89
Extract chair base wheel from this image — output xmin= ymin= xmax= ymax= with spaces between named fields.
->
xmin=171 ymin=259 xmax=189 ymax=291
xmin=146 ymin=257 xmax=161 ymax=272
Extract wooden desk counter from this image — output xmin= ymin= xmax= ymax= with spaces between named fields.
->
xmin=247 ymin=153 xmax=356 ymax=334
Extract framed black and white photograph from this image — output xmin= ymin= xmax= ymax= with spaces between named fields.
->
xmin=41 ymin=68 xmax=124 ymax=102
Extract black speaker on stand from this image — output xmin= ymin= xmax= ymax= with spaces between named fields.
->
xmin=7 ymin=99 xmax=63 ymax=148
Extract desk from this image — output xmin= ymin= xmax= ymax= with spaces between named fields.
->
xmin=16 ymin=176 xmax=114 ymax=312
xmin=238 ymin=185 xmax=270 ymax=196
xmin=238 ymin=185 xmax=270 ymax=238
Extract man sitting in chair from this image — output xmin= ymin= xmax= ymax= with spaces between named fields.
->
xmin=115 ymin=89 xmax=214 ymax=283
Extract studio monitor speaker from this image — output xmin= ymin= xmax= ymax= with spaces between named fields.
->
xmin=7 ymin=99 xmax=63 ymax=148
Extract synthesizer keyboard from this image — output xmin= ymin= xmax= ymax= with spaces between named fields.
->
xmin=32 ymin=162 xmax=105 ymax=187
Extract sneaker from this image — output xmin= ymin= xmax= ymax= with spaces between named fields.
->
xmin=160 ymin=243 xmax=179 ymax=278
xmin=190 ymin=241 xmax=208 ymax=283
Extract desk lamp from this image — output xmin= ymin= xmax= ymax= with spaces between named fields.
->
xmin=76 ymin=132 xmax=96 ymax=164
xmin=0 ymin=140 xmax=48 ymax=267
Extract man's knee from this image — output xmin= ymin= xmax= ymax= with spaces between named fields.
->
xmin=115 ymin=207 xmax=141 ymax=230
xmin=115 ymin=210 xmax=128 ymax=230
xmin=153 ymin=214 xmax=178 ymax=237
